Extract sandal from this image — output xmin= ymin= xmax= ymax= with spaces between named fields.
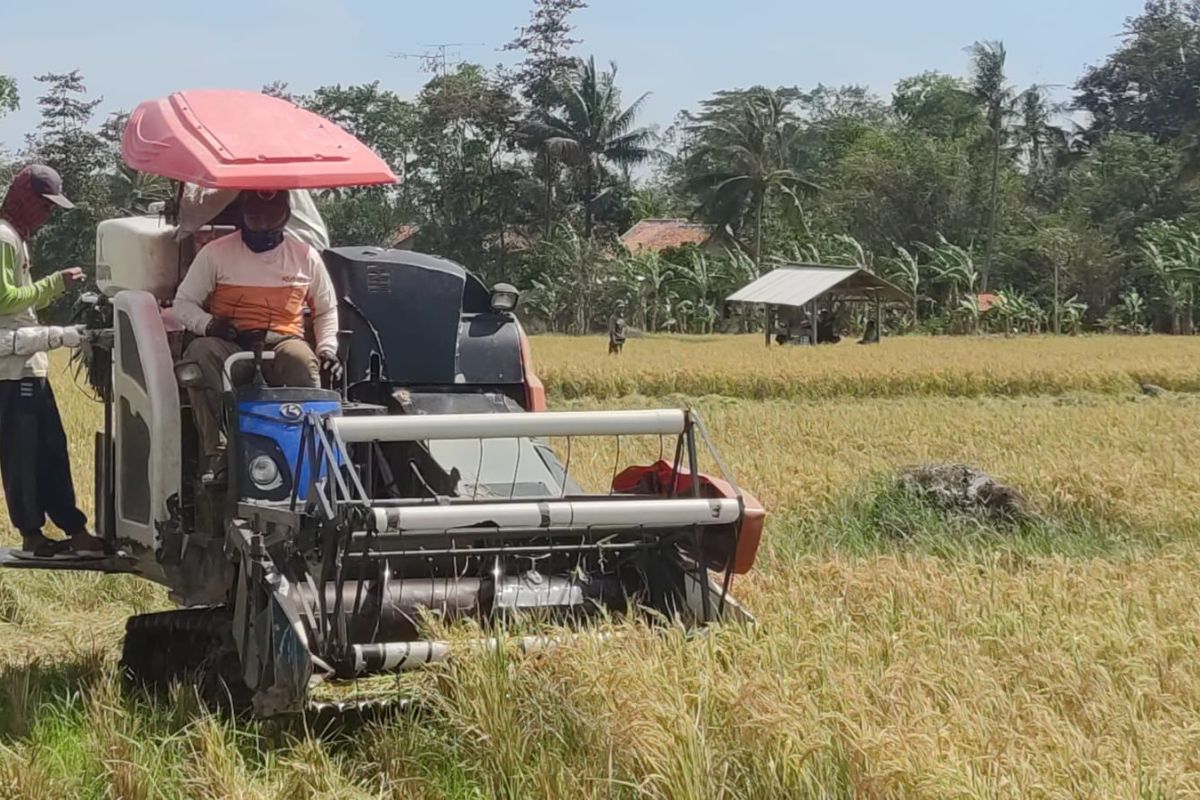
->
xmin=64 ymin=533 xmax=113 ymax=557
xmin=20 ymin=531 xmax=71 ymax=558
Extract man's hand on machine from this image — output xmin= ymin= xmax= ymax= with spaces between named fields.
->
xmin=206 ymin=317 xmax=239 ymax=341
xmin=318 ymin=348 xmax=343 ymax=383
xmin=58 ymin=267 xmax=85 ymax=286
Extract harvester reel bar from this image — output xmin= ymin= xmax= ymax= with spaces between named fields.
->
xmin=329 ymin=409 xmax=688 ymax=443
xmin=363 ymin=497 xmax=741 ymax=535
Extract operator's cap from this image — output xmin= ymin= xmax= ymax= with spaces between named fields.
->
xmin=27 ymin=165 xmax=73 ymax=209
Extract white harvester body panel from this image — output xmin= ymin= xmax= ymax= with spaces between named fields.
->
xmin=112 ymin=290 xmax=181 ymax=555
xmin=96 ymin=216 xmax=181 ymax=302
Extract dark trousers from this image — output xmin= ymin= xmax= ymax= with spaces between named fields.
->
xmin=0 ymin=378 xmax=87 ymax=536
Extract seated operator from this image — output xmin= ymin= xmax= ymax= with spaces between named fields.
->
xmin=173 ymin=189 xmax=342 ymax=486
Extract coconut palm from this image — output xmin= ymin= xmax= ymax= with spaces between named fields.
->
xmin=525 ymin=57 xmax=657 ymax=238
xmin=968 ymin=40 xmax=1017 ymax=292
xmin=686 ymin=91 xmax=821 ymax=265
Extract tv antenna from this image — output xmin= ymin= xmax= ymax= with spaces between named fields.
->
xmin=393 ymin=42 xmax=486 ymax=77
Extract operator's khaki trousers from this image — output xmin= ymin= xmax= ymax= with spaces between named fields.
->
xmin=184 ymin=337 xmax=320 ymax=463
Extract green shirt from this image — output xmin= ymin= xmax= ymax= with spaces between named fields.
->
xmin=0 ymin=221 xmax=65 ymax=379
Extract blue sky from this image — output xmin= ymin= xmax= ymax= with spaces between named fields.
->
xmin=0 ymin=0 xmax=1142 ymax=151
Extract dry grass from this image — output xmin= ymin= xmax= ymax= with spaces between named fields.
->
xmin=0 ymin=340 xmax=1195 ymax=797
xmin=534 ymin=333 xmax=1200 ymax=400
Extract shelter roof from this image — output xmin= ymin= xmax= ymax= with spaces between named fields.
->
xmin=122 ymin=89 xmax=397 ymax=190
xmin=726 ymin=264 xmax=910 ymax=307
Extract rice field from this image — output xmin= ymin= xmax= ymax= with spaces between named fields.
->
xmin=0 ymin=336 xmax=1199 ymax=798
xmin=536 ymin=333 xmax=1200 ymax=400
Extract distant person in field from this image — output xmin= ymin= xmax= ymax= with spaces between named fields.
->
xmin=0 ymin=165 xmax=107 ymax=557
xmin=608 ymin=301 xmax=627 ymax=355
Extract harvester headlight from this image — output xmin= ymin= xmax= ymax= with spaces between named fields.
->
xmin=490 ymin=283 xmax=520 ymax=312
xmin=248 ymin=455 xmax=283 ymax=491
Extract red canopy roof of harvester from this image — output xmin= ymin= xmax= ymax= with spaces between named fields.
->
xmin=122 ymin=89 xmax=397 ymax=190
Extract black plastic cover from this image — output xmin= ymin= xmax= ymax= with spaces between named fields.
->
xmin=457 ymin=314 xmax=523 ymax=385
xmin=324 ymin=248 xmax=465 ymax=385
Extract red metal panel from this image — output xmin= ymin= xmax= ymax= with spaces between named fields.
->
xmin=612 ymin=460 xmax=766 ymax=575
xmin=122 ymin=90 xmax=397 ymax=190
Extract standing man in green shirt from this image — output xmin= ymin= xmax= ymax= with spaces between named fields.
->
xmin=0 ymin=165 xmax=105 ymax=556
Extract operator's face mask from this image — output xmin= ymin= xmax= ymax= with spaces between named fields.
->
xmin=241 ymin=227 xmax=286 ymax=253
xmin=240 ymin=190 xmax=290 ymax=253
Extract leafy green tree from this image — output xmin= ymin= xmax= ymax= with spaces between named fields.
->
xmin=23 ymin=71 xmax=114 ymax=312
xmin=1063 ymin=132 xmax=1186 ymax=246
xmin=0 ymin=75 xmax=17 ymax=119
xmin=1076 ymin=0 xmax=1200 ymax=142
xmin=892 ymin=72 xmax=980 ymax=140
xmin=300 ymin=82 xmax=415 ymax=248
xmin=409 ymin=64 xmax=530 ymax=280
xmin=505 ymin=0 xmax=588 ymax=110
xmin=830 ymin=127 xmax=974 ymax=254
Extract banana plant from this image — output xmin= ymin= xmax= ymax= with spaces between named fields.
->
xmin=669 ymin=251 xmax=727 ymax=334
xmin=622 ymin=250 xmax=676 ymax=332
xmin=1135 ymin=222 xmax=1200 ymax=334
xmin=921 ymin=235 xmax=980 ymax=312
xmin=883 ymin=246 xmax=921 ymax=324
xmin=1059 ymin=295 xmax=1088 ymax=334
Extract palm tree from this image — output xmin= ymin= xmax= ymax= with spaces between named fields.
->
xmin=1016 ymin=85 xmax=1068 ymax=200
xmin=525 ymin=57 xmax=657 ymax=238
xmin=968 ymin=40 xmax=1017 ymax=292
xmin=687 ymin=91 xmax=821 ymax=265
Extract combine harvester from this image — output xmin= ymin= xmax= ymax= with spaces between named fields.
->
xmin=0 ymin=90 xmax=764 ymax=716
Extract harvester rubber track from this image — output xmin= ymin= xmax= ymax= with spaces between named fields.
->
xmin=119 ymin=607 xmax=402 ymax=724
xmin=119 ymin=606 xmax=254 ymax=713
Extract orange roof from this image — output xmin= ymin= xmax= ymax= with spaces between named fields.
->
xmin=621 ymin=219 xmax=714 ymax=253
xmin=977 ymin=292 xmax=1000 ymax=311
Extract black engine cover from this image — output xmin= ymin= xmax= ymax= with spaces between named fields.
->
xmin=324 ymin=248 xmax=465 ymax=385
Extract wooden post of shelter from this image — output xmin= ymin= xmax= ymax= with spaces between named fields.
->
xmin=764 ymin=305 xmax=774 ymax=347
xmin=810 ymin=298 xmax=818 ymax=346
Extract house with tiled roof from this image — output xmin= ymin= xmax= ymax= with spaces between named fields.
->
xmin=620 ymin=219 xmax=726 ymax=255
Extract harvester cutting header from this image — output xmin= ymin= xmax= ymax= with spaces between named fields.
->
xmin=0 ymin=89 xmax=765 ymax=716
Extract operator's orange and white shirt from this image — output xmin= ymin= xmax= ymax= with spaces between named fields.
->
xmin=173 ymin=232 xmax=338 ymax=353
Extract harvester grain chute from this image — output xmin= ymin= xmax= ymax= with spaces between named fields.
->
xmin=0 ymin=89 xmax=766 ymax=717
